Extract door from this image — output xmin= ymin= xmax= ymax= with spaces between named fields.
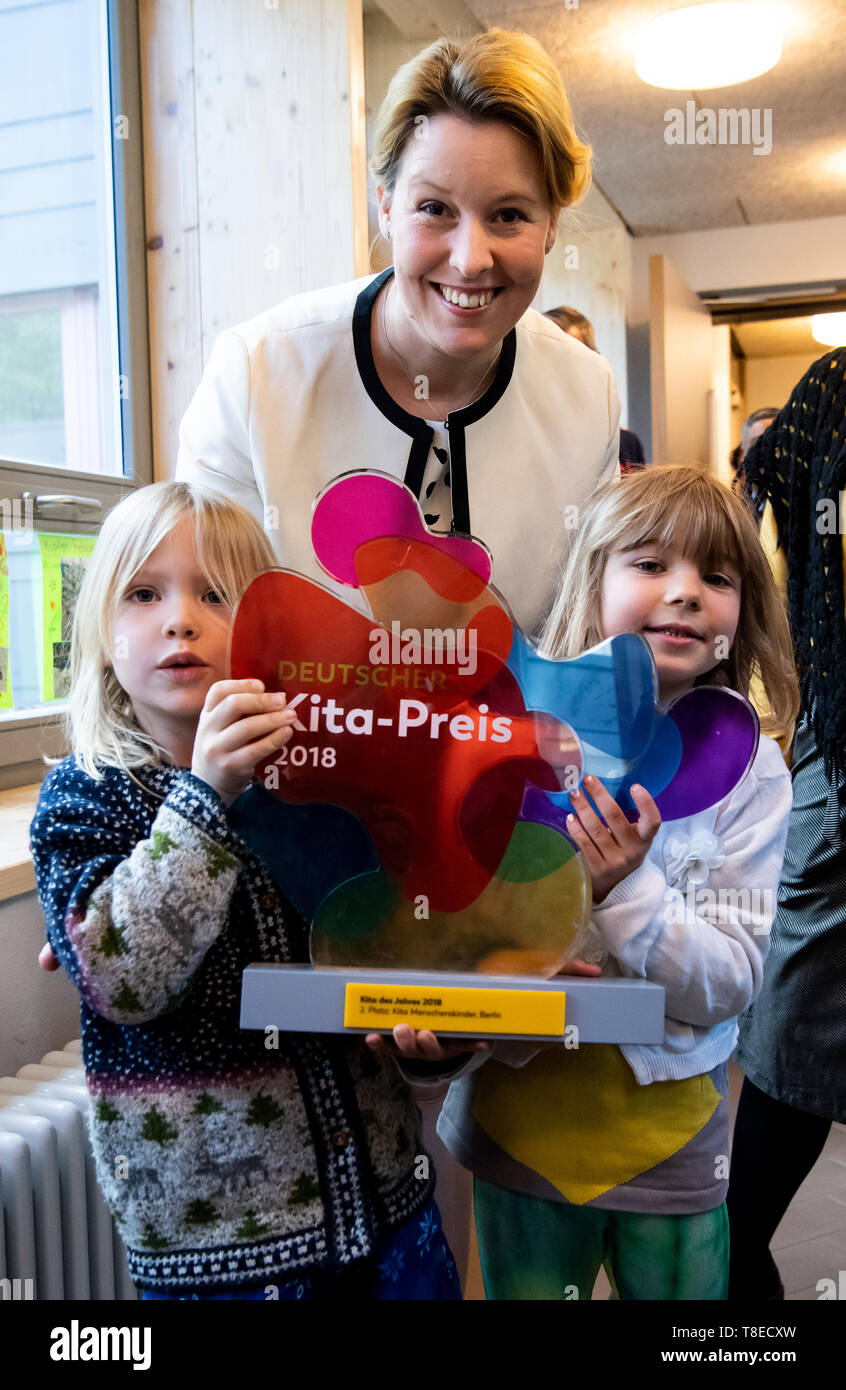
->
xmin=649 ymin=253 xmax=720 ymax=469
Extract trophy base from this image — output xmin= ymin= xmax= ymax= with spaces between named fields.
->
xmin=240 ymin=965 xmax=665 ymax=1042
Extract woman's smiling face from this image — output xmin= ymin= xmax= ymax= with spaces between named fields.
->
xmin=377 ymin=113 xmax=558 ymax=362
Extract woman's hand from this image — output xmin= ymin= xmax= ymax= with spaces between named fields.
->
xmin=191 ymin=679 xmax=299 ymax=806
xmin=365 ymin=1024 xmax=490 ymax=1064
xmin=567 ymin=775 xmax=661 ymax=904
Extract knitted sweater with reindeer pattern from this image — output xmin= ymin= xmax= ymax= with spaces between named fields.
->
xmin=29 ymin=754 xmax=433 ymax=1292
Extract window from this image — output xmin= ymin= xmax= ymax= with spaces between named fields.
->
xmin=0 ymin=0 xmax=150 ymax=783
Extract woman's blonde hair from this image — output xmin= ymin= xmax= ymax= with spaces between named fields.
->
xmin=541 ymin=465 xmax=800 ymax=740
xmin=51 ymin=481 xmax=278 ymax=781
xmin=369 ymin=27 xmax=592 ymax=211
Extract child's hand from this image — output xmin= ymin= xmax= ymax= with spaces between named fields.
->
xmin=38 ymin=943 xmax=60 ymax=971
xmin=191 ymin=679 xmax=299 ymax=806
xmin=567 ymin=776 xmax=661 ymax=904
xmin=549 ymin=957 xmax=603 ymax=978
xmin=364 ymin=1025 xmax=490 ymax=1065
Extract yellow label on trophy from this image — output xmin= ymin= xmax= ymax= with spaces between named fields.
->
xmin=344 ymin=982 xmax=566 ymax=1035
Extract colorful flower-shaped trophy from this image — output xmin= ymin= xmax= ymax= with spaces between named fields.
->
xmin=234 ymin=473 xmax=758 ymax=1041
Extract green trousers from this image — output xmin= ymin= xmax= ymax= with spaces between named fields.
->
xmin=474 ymin=1177 xmax=729 ymax=1301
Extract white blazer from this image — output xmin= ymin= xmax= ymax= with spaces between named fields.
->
xmin=175 ymin=268 xmax=621 ymax=636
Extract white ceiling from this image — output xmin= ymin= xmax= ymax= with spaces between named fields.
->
xmin=366 ymin=0 xmax=846 ymax=235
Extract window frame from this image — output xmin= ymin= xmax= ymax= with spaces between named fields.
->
xmin=0 ymin=0 xmax=151 ymax=787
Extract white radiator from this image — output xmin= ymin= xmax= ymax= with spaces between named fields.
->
xmin=0 ymin=1040 xmax=137 ymax=1300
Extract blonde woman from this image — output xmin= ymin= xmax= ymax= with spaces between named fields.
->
xmin=29 ymin=481 xmax=478 ymax=1300
xmin=438 ymin=466 xmax=799 ymax=1300
xmin=174 ymin=26 xmax=622 ymax=1281
xmin=175 ymin=28 xmax=620 ymax=640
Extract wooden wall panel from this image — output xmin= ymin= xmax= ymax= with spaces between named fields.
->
xmin=347 ymin=0 xmax=369 ymax=278
xmin=139 ymin=0 xmax=367 ymax=478
xmin=192 ymin=0 xmax=363 ymax=354
xmin=139 ymin=0 xmax=204 ymax=482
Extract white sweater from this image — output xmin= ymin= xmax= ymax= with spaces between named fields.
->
xmin=433 ymin=730 xmax=794 ymax=1093
xmin=174 ymin=268 xmax=621 ymax=637
xmin=586 ymin=730 xmax=793 ymax=1083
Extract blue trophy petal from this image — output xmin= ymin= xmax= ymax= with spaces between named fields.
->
xmin=612 ymin=708 xmax=684 ymax=816
xmin=507 ymin=631 xmax=657 ymax=764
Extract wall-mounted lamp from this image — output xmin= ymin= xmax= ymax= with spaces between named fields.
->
xmin=812 ymin=314 xmax=846 ymax=348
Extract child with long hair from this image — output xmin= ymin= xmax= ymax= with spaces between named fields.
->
xmin=438 ymin=464 xmax=799 ymax=1300
xmin=29 ymin=480 xmax=476 ymax=1300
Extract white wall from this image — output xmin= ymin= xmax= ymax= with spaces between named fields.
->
xmin=630 ymin=215 xmax=846 ymax=314
xmin=0 ymin=890 xmax=80 ymax=1075
xmin=539 ymin=183 xmax=631 ymax=428
xmin=745 ymin=353 xmax=821 ymax=415
xmin=711 ymin=324 xmax=733 ymax=482
xmin=627 ymin=215 xmax=846 ymax=457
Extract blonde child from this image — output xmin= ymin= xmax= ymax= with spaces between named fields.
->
xmin=438 ymin=464 xmax=799 ymax=1300
xmin=30 ymin=481 xmax=479 ymax=1300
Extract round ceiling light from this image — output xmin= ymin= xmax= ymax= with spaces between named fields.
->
xmin=812 ymin=314 xmax=846 ymax=348
xmin=635 ymin=3 xmax=783 ymax=90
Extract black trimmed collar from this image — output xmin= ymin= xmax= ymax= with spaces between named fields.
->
xmin=352 ymin=267 xmax=516 ymax=435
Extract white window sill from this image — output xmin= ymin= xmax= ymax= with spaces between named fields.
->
xmin=0 ymin=703 xmax=67 ymax=728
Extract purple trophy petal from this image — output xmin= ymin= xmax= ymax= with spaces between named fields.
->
xmin=654 ymin=687 xmax=759 ymax=821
